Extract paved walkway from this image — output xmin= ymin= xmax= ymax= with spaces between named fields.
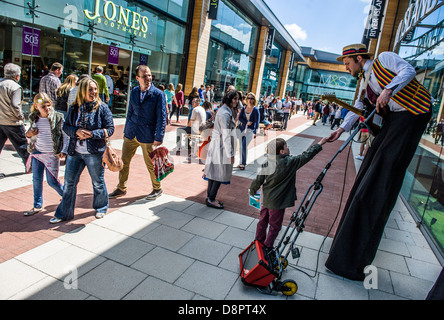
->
xmin=0 ymin=112 xmax=441 ymax=300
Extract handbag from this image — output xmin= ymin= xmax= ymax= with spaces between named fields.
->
xmin=102 ymin=129 xmax=123 ymax=172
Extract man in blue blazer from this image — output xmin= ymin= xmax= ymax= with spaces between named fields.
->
xmin=109 ymin=65 xmax=167 ymax=200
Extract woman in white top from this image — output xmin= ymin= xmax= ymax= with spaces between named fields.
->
xmin=25 ymin=93 xmax=68 ymax=216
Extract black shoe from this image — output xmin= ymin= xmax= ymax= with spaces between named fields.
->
xmin=109 ymin=188 xmax=127 ymax=199
xmin=206 ymin=199 xmax=224 ymax=209
xmin=145 ymin=189 xmax=163 ymax=200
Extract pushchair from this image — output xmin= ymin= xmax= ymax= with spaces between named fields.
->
xmin=272 ymin=110 xmax=284 ymax=130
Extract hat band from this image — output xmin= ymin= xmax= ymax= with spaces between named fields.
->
xmin=342 ymin=48 xmax=368 ymax=56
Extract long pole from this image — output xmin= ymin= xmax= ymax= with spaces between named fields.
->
xmin=88 ymin=22 xmax=96 ymax=76
xmin=126 ymin=35 xmax=136 ymax=116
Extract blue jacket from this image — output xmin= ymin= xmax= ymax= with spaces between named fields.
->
xmin=124 ymin=84 xmax=167 ymax=143
xmin=63 ymin=102 xmax=115 ymax=155
xmin=238 ymin=106 xmax=260 ymax=134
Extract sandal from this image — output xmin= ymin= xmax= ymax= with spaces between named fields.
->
xmin=239 ymin=165 xmax=245 ymax=170
xmin=206 ymin=199 xmax=224 ymax=209
xmin=24 ymin=207 xmax=43 ymax=216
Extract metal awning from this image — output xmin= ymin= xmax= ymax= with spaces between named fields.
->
xmin=229 ymin=0 xmax=305 ymax=62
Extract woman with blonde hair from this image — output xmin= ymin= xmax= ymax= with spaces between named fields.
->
xmin=49 ymin=78 xmax=114 ymax=223
xmin=237 ymin=92 xmax=259 ymax=170
xmin=55 ymin=74 xmax=78 ymax=115
xmin=164 ymin=83 xmax=176 ymax=125
xmin=24 ymin=92 xmax=68 ymax=216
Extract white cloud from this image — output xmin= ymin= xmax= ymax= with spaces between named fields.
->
xmin=361 ymin=0 xmax=374 ymax=28
xmin=284 ymin=23 xmax=307 ymax=42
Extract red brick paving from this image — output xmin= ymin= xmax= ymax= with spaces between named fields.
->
xmin=0 ymin=116 xmax=356 ymax=263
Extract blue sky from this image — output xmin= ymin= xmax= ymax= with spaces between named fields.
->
xmin=264 ymin=0 xmax=372 ymax=55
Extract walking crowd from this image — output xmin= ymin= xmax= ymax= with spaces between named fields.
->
xmin=0 ymin=60 xmax=332 ymax=232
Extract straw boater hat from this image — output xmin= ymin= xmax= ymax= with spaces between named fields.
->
xmin=336 ymin=43 xmax=374 ymax=62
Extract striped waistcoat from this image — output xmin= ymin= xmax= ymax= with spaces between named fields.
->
xmin=372 ymin=58 xmax=431 ymax=115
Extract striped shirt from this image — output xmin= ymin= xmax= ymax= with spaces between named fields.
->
xmin=34 ymin=118 xmax=54 ymax=153
xmin=341 ymin=52 xmax=427 ymax=132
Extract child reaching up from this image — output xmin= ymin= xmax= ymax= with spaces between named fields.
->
xmin=250 ymin=137 xmax=328 ymax=250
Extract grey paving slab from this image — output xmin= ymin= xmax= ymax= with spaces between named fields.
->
xmin=131 ymin=247 xmax=194 ymax=283
xmin=124 ymin=276 xmax=195 ymax=300
xmin=92 ymin=210 xmax=159 ymax=239
xmin=281 ymin=266 xmax=319 ymax=300
xmin=58 ymin=224 xmax=123 ymax=253
xmin=226 ymin=278 xmax=284 ymax=300
xmin=155 ymin=207 xmax=195 ymax=229
xmin=315 ymin=273 xmax=369 ymax=300
xmin=174 ymin=261 xmax=238 ymax=300
xmin=31 ymin=245 xmax=106 ymax=281
xmin=182 ymin=202 xmax=222 ymax=220
xmin=140 ymin=224 xmax=194 ymax=251
xmin=216 ymin=226 xmax=255 ymax=249
xmin=99 ymin=236 xmax=155 ymax=266
xmin=0 ymin=259 xmax=48 ymax=299
xmin=213 ymin=210 xmax=255 ymax=230
xmin=180 ymin=216 xmax=228 ymax=239
xmin=15 ymin=239 xmax=71 ymax=265
xmin=219 ymin=247 xmax=243 ymax=273
xmin=390 ymin=271 xmax=435 ymax=300
xmin=78 ymin=260 xmax=147 ymax=300
xmin=10 ymin=277 xmax=90 ymax=300
xmin=405 ymin=258 xmax=443 ymax=282
xmin=373 ymin=250 xmax=410 ymax=275
xmin=177 ymin=235 xmax=232 ymax=265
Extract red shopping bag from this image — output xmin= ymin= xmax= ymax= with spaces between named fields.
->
xmin=149 ymin=146 xmax=174 ymax=182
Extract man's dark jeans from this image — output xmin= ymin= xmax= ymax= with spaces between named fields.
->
xmin=0 ymin=125 xmax=29 ymax=167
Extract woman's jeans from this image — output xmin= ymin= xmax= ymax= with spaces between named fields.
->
xmin=169 ymin=104 xmax=180 ymax=121
xmin=32 ymin=151 xmax=64 ymax=209
xmin=238 ymin=129 xmax=254 ymax=166
xmin=54 ymin=152 xmax=108 ymax=221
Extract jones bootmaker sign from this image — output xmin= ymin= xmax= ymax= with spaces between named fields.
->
xmin=84 ymin=0 xmax=149 ymax=38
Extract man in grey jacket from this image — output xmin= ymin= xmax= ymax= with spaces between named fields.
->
xmin=0 ymin=63 xmax=29 ymax=175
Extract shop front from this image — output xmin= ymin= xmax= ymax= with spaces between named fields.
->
xmin=394 ymin=0 xmax=444 ymax=261
xmin=204 ymin=0 xmax=258 ymax=101
xmin=288 ymin=47 xmax=357 ymax=103
xmin=260 ymin=41 xmax=283 ymax=98
xmin=0 ymin=0 xmax=189 ymax=117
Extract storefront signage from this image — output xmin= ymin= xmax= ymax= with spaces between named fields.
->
xmin=265 ymin=28 xmax=275 ymax=56
xmin=394 ymin=0 xmax=444 ymax=48
xmin=84 ymin=0 xmax=149 ymax=38
xmin=366 ymin=0 xmax=386 ymax=39
xmin=415 ymin=23 xmax=443 ymax=56
xmin=208 ymin=0 xmax=219 ymax=20
xmin=22 ymin=26 xmax=40 ymax=56
xmin=108 ymin=45 xmax=119 ymax=65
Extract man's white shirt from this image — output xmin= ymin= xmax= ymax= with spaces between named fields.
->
xmin=341 ymin=51 xmax=417 ymax=132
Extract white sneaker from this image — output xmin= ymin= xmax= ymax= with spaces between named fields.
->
xmin=355 ymin=155 xmax=364 ymax=160
xmin=49 ymin=217 xmax=63 ymax=224
xmin=95 ymin=212 xmax=106 ymax=219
